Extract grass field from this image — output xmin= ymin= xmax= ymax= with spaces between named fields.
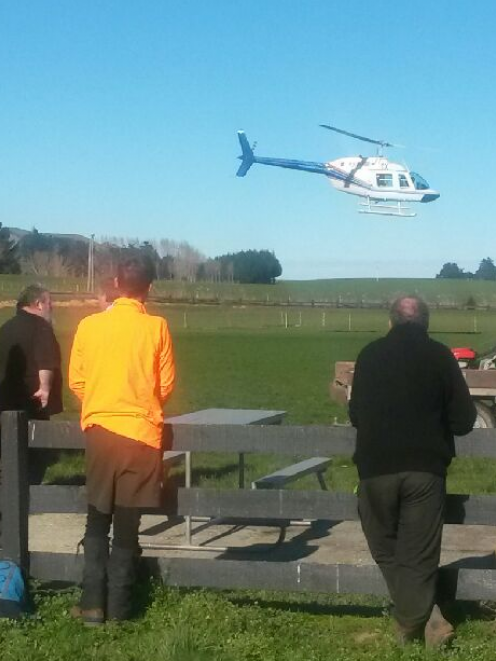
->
xmin=2 ymin=273 xmax=496 ymax=307
xmin=2 ymin=299 xmax=496 ymax=659
xmin=2 ymin=586 xmax=496 ymax=661
xmin=2 ymin=302 xmax=496 ymax=493
xmin=3 ymin=302 xmax=496 ymax=426
xmin=1 ymin=585 xmax=495 ymax=661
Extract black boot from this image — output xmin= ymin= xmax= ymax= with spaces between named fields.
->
xmin=107 ymin=545 xmax=136 ymax=621
xmin=75 ymin=536 xmax=109 ymax=625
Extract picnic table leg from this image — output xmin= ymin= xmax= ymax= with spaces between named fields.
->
xmin=317 ymin=472 xmax=328 ymax=491
xmin=238 ymin=453 xmax=245 ymax=489
xmin=185 ymin=451 xmax=192 ymax=545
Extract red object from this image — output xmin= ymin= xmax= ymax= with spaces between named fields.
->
xmin=451 ymin=347 xmax=476 ymax=360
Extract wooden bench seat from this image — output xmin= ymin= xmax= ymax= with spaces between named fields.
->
xmin=252 ymin=457 xmax=332 ymax=491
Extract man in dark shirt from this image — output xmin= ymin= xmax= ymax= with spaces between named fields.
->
xmin=0 ymin=284 xmax=62 ymax=418
xmin=0 ymin=285 xmax=62 ymax=480
xmin=349 ymin=296 xmax=476 ymax=647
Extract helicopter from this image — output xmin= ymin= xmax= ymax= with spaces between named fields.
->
xmin=236 ymin=125 xmax=440 ymax=218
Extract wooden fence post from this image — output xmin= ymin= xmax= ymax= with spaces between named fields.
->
xmin=1 ymin=411 xmax=29 ymax=572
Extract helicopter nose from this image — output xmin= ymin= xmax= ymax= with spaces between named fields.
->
xmin=421 ymin=192 xmax=440 ymax=203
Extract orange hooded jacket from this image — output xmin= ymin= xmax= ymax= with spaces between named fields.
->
xmin=69 ymin=298 xmax=175 ymax=449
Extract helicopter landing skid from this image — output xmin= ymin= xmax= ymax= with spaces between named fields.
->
xmin=358 ymin=198 xmax=416 ymax=218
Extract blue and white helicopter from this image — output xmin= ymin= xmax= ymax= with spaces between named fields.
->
xmin=236 ymin=125 xmax=439 ymax=218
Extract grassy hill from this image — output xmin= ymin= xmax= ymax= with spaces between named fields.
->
xmin=1 ymin=275 xmax=496 ymax=307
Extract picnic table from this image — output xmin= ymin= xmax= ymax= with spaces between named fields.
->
xmin=164 ymin=407 xmax=286 ymax=486
xmin=161 ymin=408 xmax=286 ymax=547
xmin=156 ymin=408 xmax=333 ymax=551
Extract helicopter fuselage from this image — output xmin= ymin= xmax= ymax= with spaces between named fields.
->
xmin=236 ymin=131 xmax=440 ymax=217
xmin=326 ymin=156 xmax=439 ymax=204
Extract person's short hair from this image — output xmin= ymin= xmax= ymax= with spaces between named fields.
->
xmin=389 ymin=295 xmax=429 ymax=330
xmin=117 ymin=256 xmax=156 ymax=298
xmin=97 ymin=276 xmax=118 ymax=304
xmin=17 ymin=284 xmax=50 ymax=310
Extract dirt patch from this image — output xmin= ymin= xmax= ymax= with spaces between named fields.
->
xmin=353 ymin=631 xmax=382 ymax=645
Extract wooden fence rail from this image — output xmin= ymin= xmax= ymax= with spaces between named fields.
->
xmin=27 ymin=418 xmax=496 ymax=457
xmin=3 ymin=411 xmax=496 ymax=600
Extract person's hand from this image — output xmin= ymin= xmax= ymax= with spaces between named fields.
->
xmin=32 ymin=388 xmax=50 ymax=408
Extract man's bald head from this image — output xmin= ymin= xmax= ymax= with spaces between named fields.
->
xmin=389 ymin=296 xmax=429 ymax=330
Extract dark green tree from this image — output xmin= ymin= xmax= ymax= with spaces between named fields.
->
xmin=475 ymin=257 xmax=496 ymax=281
xmin=215 ymin=249 xmax=282 ymax=284
xmin=436 ymin=262 xmax=465 ymax=279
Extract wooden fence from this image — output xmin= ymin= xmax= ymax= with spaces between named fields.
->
xmin=2 ymin=411 xmax=496 ymax=600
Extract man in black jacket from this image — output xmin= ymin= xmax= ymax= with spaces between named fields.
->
xmin=0 ymin=285 xmax=62 ymax=419
xmin=349 ymin=296 xmax=476 ymax=647
xmin=0 ymin=284 xmax=63 ymax=482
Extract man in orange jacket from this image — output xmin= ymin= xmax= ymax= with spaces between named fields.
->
xmin=69 ymin=256 xmax=175 ymax=625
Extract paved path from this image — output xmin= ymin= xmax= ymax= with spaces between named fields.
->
xmin=30 ymin=514 xmax=496 ymax=568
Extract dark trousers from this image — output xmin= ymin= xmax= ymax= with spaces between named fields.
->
xmin=358 ymin=471 xmax=445 ymax=629
xmin=81 ymin=505 xmax=141 ymax=614
xmin=86 ymin=504 xmax=141 ymax=550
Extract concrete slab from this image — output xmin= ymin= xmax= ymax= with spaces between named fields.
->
xmin=28 ymin=514 xmax=496 ymax=568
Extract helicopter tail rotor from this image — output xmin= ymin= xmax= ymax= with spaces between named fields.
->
xmin=236 ymin=131 xmax=255 ymax=177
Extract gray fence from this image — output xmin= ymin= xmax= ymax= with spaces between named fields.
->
xmin=2 ymin=411 xmax=496 ymax=599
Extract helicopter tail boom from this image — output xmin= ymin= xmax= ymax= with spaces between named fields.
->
xmin=236 ymin=131 xmax=255 ymax=177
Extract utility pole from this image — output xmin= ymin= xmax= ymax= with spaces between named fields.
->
xmin=87 ymin=234 xmax=95 ymax=292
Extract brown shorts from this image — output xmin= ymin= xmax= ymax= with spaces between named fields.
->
xmin=85 ymin=425 xmax=163 ymax=514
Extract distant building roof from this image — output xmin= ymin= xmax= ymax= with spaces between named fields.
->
xmin=6 ymin=227 xmax=91 ymax=246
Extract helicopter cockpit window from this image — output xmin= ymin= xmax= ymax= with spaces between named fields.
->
xmin=410 ymin=172 xmax=430 ymax=190
xmin=376 ymin=173 xmax=393 ymax=187
xmin=399 ymin=174 xmax=410 ymax=188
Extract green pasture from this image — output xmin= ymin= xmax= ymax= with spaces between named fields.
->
xmin=0 ymin=275 xmax=84 ymax=297
xmin=150 ymin=277 xmax=496 ymax=307
xmin=0 ymin=302 xmax=493 ymax=494
xmin=2 ymin=302 xmax=496 ymax=659
xmin=2 ymin=273 xmax=496 ymax=307
xmin=149 ymin=304 xmax=495 ymax=340
xmin=150 ymin=277 xmax=496 ymax=308
xmin=1 ymin=302 xmax=495 ymax=426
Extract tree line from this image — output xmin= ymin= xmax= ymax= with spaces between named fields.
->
xmin=436 ymin=258 xmax=496 ymax=280
xmin=0 ymin=225 xmax=282 ymax=285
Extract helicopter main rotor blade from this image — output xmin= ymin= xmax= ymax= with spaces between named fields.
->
xmin=319 ymin=124 xmax=402 ymax=149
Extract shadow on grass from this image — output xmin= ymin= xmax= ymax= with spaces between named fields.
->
xmin=44 ymin=474 xmax=85 ymax=485
xmin=441 ymin=599 xmax=496 ymax=627
xmin=190 ymin=463 xmax=241 ymax=484
xmin=225 ymin=590 xmax=496 ymax=623
xmin=131 ymin=568 xmax=159 ymax=620
xmin=224 ymin=593 xmax=388 ymax=619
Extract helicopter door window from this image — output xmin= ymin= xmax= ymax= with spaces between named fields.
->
xmin=376 ymin=173 xmax=393 ymax=187
xmin=399 ymin=174 xmax=410 ymax=188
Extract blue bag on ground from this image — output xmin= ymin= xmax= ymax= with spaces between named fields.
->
xmin=0 ymin=560 xmax=26 ymax=618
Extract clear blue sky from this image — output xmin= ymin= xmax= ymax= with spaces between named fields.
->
xmin=1 ymin=1 xmax=494 ymax=279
